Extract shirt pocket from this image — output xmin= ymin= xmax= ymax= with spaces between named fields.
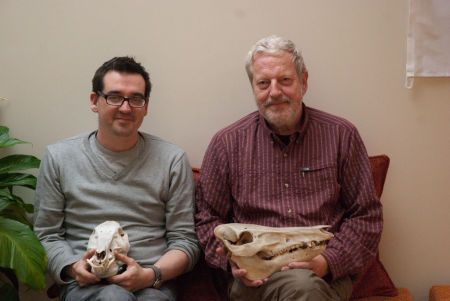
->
xmin=293 ymin=162 xmax=339 ymax=199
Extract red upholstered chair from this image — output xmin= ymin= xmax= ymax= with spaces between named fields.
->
xmin=350 ymin=155 xmax=412 ymax=301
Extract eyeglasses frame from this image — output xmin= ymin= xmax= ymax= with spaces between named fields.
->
xmin=96 ymin=91 xmax=147 ymax=108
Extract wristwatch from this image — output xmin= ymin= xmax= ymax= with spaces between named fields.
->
xmin=149 ymin=265 xmax=163 ymax=289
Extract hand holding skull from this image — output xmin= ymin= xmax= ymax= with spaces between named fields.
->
xmin=216 ymin=246 xmax=268 ymax=287
xmin=86 ymin=221 xmax=130 ymax=278
xmin=214 ymin=223 xmax=333 ymax=281
xmin=282 ymin=254 xmax=329 ymax=278
xmin=64 ymin=249 xmax=101 ymax=287
xmin=107 ymin=252 xmax=155 ymax=292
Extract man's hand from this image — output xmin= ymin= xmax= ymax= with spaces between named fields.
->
xmin=108 ymin=252 xmax=153 ymax=292
xmin=216 ymin=247 xmax=268 ymax=287
xmin=281 ymin=254 xmax=329 ymax=278
xmin=65 ymin=249 xmax=100 ymax=287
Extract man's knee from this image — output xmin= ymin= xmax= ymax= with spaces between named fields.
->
xmin=98 ymin=284 xmax=136 ymax=301
xmin=274 ymin=269 xmax=322 ymax=289
xmin=264 ymin=269 xmax=330 ymax=300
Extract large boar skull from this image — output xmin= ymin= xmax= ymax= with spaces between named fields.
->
xmin=87 ymin=221 xmax=130 ymax=278
xmin=214 ymin=223 xmax=333 ymax=280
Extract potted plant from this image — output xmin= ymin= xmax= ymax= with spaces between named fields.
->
xmin=0 ymin=126 xmax=47 ymax=301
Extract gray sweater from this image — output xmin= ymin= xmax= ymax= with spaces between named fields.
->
xmin=34 ymin=131 xmax=200 ymax=284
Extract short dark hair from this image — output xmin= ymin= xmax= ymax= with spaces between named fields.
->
xmin=92 ymin=56 xmax=152 ymax=98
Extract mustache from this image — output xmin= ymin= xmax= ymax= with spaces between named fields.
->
xmin=114 ymin=113 xmax=134 ymax=120
xmin=263 ymin=97 xmax=291 ymax=108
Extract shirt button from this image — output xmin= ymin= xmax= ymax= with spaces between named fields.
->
xmin=284 ymin=183 xmax=289 ymax=188
xmin=287 ymin=208 xmax=292 ymax=213
xmin=283 ymin=153 xmax=288 ymax=157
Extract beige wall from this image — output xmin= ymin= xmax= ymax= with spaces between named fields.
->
xmin=1 ymin=1 xmax=449 ymax=300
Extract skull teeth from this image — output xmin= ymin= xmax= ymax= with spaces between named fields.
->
xmin=257 ymin=240 xmax=327 ymax=260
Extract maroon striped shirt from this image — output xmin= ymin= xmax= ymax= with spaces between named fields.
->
xmin=195 ymin=105 xmax=383 ymax=280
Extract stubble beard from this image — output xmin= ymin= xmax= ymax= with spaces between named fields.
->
xmin=260 ymin=97 xmax=302 ymax=135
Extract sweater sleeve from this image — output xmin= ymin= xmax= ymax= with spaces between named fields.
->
xmin=33 ymin=148 xmax=79 ymax=284
xmin=164 ymin=153 xmax=200 ymax=271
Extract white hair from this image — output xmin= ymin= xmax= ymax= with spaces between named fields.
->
xmin=245 ymin=35 xmax=307 ymax=82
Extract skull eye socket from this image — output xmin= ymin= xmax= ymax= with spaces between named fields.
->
xmin=235 ymin=231 xmax=253 ymax=245
xmin=118 ymin=228 xmax=125 ymax=237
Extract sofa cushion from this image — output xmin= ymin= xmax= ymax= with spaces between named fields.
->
xmin=429 ymin=285 xmax=450 ymax=301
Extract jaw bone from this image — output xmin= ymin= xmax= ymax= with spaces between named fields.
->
xmin=214 ymin=223 xmax=333 ymax=280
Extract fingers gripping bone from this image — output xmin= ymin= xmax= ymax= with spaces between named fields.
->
xmin=214 ymin=223 xmax=333 ymax=280
xmin=87 ymin=221 xmax=130 ymax=278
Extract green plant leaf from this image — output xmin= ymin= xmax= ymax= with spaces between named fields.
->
xmin=0 ymin=188 xmax=14 ymax=201
xmin=0 ymin=217 xmax=47 ymax=290
xmin=0 ymin=192 xmax=34 ymax=220
xmin=11 ymin=194 xmax=34 ymax=214
xmin=0 ymin=155 xmax=40 ymax=173
xmin=0 ymin=198 xmax=13 ymax=212
xmin=0 ymin=281 xmax=20 ymax=301
xmin=0 ymin=202 xmax=32 ymax=227
xmin=11 ymin=193 xmax=25 ymax=205
xmin=0 ymin=126 xmax=7 ymax=135
xmin=0 ymin=173 xmax=37 ymax=190
xmin=23 ymin=203 xmax=34 ymax=213
xmin=0 ymin=127 xmax=28 ymax=149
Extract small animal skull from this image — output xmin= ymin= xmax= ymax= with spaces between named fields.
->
xmin=87 ymin=221 xmax=130 ymax=278
xmin=214 ymin=223 xmax=333 ymax=280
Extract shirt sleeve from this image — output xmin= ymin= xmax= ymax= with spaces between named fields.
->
xmin=321 ymin=127 xmax=384 ymax=280
xmin=195 ymin=134 xmax=232 ymax=271
xmin=164 ymin=153 xmax=200 ymax=271
xmin=33 ymin=148 xmax=79 ymax=284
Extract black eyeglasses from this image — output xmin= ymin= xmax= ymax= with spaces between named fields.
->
xmin=97 ymin=91 xmax=147 ymax=108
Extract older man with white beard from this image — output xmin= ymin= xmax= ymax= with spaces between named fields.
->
xmin=195 ymin=35 xmax=383 ymax=301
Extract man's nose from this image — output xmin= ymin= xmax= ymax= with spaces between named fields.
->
xmin=269 ymin=80 xmax=282 ymax=98
xmin=118 ymin=100 xmax=132 ymax=112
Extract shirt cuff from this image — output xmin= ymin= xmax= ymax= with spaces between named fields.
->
xmin=321 ymin=248 xmax=345 ymax=280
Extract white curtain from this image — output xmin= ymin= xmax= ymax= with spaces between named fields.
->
xmin=406 ymin=0 xmax=450 ymax=88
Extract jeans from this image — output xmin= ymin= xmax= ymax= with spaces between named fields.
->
xmin=62 ymin=280 xmax=176 ymax=301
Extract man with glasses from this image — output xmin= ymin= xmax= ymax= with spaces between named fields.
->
xmin=34 ymin=56 xmax=199 ymax=301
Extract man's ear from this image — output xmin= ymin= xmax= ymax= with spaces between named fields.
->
xmin=90 ymin=92 xmax=99 ymax=112
xmin=301 ymin=72 xmax=308 ymax=95
xmin=143 ymin=97 xmax=150 ymax=116
xmin=302 ymin=71 xmax=308 ymax=92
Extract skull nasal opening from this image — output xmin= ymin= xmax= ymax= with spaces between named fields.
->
xmin=236 ymin=231 xmax=253 ymax=245
xmin=96 ymin=250 xmax=106 ymax=260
